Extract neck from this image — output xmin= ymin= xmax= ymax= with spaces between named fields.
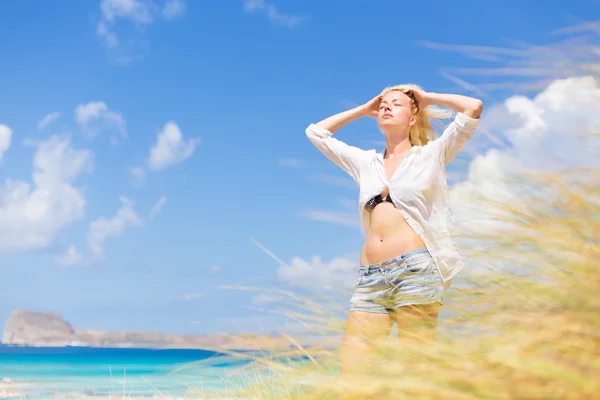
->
xmin=384 ymin=136 xmax=412 ymax=159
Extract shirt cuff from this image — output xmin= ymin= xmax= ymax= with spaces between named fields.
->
xmin=454 ymin=112 xmax=480 ymax=131
xmin=305 ymin=123 xmax=334 ymax=139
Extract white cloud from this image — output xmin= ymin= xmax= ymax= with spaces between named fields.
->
xmin=148 ymin=196 xmax=167 ymax=219
xmin=504 ymin=76 xmax=600 ymax=169
xmin=162 ymin=0 xmax=185 ymax=19
xmin=88 ymin=196 xmax=142 ymax=258
xmin=147 ymin=121 xmax=200 ymax=170
xmin=250 ymin=237 xmax=358 ymax=293
xmin=244 ymin=0 xmax=307 ymax=29
xmin=0 ymin=125 xmax=13 ymax=163
xmin=278 ymin=254 xmax=357 ymax=292
xmin=450 ymin=75 xmax=600 ymax=235
xmin=0 ymin=135 xmax=93 ymax=254
xmin=57 ymin=196 xmax=144 ymax=266
xmin=97 ymin=0 xmax=153 ymax=49
xmin=100 ymin=0 xmax=153 ymax=24
xmin=37 ymin=112 xmax=61 ymax=130
xmin=75 ymin=101 xmax=126 ymax=142
xmin=96 ymin=0 xmax=185 ymax=63
xmin=126 ymin=121 xmax=198 ymax=186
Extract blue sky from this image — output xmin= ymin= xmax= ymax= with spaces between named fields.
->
xmin=0 ymin=0 xmax=597 ymax=335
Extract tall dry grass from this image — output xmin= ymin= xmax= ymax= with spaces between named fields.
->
xmin=221 ymin=168 xmax=599 ymax=400
xmin=218 ymin=22 xmax=600 ymax=400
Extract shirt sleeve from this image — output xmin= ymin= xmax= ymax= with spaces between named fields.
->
xmin=434 ymin=112 xmax=479 ymax=165
xmin=305 ymin=123 xmax=370 ymax=184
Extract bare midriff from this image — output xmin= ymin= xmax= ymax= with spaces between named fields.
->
xmin=359 ymin=202 xmax=426 ymax=266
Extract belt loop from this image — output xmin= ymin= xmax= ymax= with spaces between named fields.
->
xmin=396 ymin=257 xmax=406 ymax=271
xmin=395 ymin=256 xmax=403 ymax=268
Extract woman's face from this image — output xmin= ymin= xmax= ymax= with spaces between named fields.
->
xmin=377 ymin=90 xmax=416 ymax=131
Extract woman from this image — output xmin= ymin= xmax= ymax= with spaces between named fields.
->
xmin=305 ymin=84 xmax=483 ymax=372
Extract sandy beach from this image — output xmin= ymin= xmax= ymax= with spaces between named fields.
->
xmin=0 ymin=378 xmax=28 ymax=398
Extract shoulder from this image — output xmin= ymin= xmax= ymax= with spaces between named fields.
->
xmin=411 ymin=142 xmax=435 ymax=157
xmin=358 ymin=148 xmax=378 ymax=164
xmin=410 ymin=141 xmax=443 ymax=164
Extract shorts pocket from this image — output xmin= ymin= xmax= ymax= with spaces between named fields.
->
xmin=405 ymin=257 xmax=435 ymax=275
xmin=355 ymin=275 xmax=366 ymax=288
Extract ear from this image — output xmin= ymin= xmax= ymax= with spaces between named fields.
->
xmin=409 ymin=115 xmax=417 ymax=127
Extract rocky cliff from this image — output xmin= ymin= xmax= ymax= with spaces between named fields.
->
xmin=2 ymin=310 xmax=291 ymax=350
xmin=2 ymin=311 xmax=79 ymax=346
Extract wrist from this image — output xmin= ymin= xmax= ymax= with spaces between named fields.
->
xmin=422 ymin=92 xmax=439 ymax=108
xmin=355 ymin=104 xmax=369 ymax=117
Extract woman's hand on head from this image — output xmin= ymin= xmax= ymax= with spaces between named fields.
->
xmin=410 ymin=88 xmax=432 ymax=111
xmin=360 ymin=94 xmax=383 ymax=118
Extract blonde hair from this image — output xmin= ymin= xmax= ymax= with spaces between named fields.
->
xmin=380 ymin=83 xmax=453 ymax=146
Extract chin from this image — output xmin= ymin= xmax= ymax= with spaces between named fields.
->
xmin=378 ymin=120 xmax=398 ymax=128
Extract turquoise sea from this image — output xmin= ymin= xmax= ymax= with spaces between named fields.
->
xmin=0 ymin=345 xmax=254 ymax=399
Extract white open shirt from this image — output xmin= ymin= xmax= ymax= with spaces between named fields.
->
xmin=305 ymin=112 xmax=480 ymax=283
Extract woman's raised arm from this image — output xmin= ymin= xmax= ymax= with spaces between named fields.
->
xmin=305 ymin=96 xmax=381 ymax=184
xmin=412 ymin=89 xmax=483 ymax=164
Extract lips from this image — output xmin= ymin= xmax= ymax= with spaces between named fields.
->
xmin=382 ymin=114 xmax=393 ymax=119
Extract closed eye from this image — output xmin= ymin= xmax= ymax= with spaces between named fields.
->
xmin=379 ymin=101 xmax=403 ymax=109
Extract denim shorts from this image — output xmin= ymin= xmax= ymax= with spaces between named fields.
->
xmin=349 ymin=248 xmax=445 ymax=314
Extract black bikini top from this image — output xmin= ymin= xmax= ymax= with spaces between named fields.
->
xmin=365 ymin=193 xmax=394 ymax=212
